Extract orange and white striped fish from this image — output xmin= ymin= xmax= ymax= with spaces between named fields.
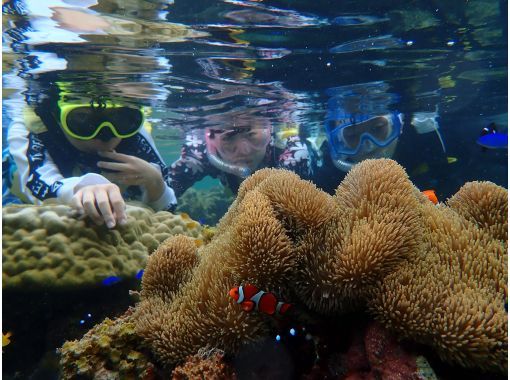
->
xmin=229 ymin=284 xmax=291 ymax=316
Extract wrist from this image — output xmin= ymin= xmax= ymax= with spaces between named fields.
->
xmin=143 ymin=173 xmax=166 ymax=202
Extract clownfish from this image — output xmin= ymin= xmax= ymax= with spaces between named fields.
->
xmin=422 ymin=189 xmax=438 ymax=205
xmin=229 ymin=284 xmax=291 ymax=316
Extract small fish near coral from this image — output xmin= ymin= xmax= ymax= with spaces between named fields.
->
xmin=422 ymin=189 xmax=438 ymax=205
xmin=477 ymin=122 xmax=508 ymax=150
xmin=79 ymin=313 xmax=93 ymax=326
xmin=274 ymin=325 xmax=314 ymax=344
xmin=229 ymin=284 xmax=291 ymax=316
xmin=3 ymin=332 xmax=12 ymax=348
xmin=101 ymin=276 xmax=122 ymax=286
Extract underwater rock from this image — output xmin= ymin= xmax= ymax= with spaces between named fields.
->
xmin=363 ymin=322 xmax=437 ymax=380
xmin=322 ymin=320 xmax=437 ymax=379
xmin=2 ymin=203 xmax=204 ymax=290
xmin=61 ymin=159 xmax=507 ymax=375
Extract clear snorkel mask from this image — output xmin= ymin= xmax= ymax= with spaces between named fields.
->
xmin=325 ymin=110 xmax=403 ymax=172
xmin=205 ymin=127 xmax=272 ymax=178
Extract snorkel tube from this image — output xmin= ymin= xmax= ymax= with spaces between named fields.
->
xmin=206 ymin=150 xmax=252 ymax=178
xmin=331 ymin=156 xmax=356 ymax=172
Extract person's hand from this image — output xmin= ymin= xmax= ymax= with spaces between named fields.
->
xmin=97 ymin=151 xmax=166 ymax=202
xmin=71 ymin=183 xmax=127 ymax=228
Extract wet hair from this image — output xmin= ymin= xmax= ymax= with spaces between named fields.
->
xmin=31 ymin=86 xmax=81 ymax=176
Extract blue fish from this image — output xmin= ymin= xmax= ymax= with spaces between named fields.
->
xmin=135 ymin=269 xmax=144 ymax=280
xmin=102 ymin=276 xmax=122 ymax=286
xmin=476 ymin=133 xmax=508 ymax=149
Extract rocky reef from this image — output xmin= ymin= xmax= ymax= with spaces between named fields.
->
xmin=58 ymin=159 xmax=508 ymax=378
xmin=59 ymin=308 xmax=157 ymax=380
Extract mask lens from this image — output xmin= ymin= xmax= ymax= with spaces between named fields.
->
xmin=104 ymin=107 xmax=143 ymax=136
xmin=341 ymin=124 xmax=362 ymax=149
xmin=65 ymin=107 xmax=102 ymax=138
xmin=340 ymin=117 xmax=390 ymax=149
xmin=366 ymin=117 xmax=391 ymax=141
xmin=205 ymin=127 xmax=270 ymax=177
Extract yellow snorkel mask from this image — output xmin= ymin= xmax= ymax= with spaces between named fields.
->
xmin=57 ymin=98 xmax=145 ymax=141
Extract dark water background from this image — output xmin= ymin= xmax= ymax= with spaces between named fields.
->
xmin=1 ymin=0 xmax=508 ymax=378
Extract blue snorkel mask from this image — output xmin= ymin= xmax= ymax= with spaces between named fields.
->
xmin=325 ymin=109 xmax=403 ymax=172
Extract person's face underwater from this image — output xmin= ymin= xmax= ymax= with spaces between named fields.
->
xmin=56 ymin=101 xmax=144 ymax=153
xmin=63 ymin=134 xmax=122 ymax=154
xmin=214 ymin=128 xmax=271 ymax=170
xmin=331 ymin=115 xmax=400 ymax=171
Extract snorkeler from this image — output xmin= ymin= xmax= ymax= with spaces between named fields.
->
xmin=168 ymin=124 xmax=313 ymax=197
xmin=7 ymin=83 xmax=177 ymax=228
xmin=307 ymin=81 xmax=451 ymax=195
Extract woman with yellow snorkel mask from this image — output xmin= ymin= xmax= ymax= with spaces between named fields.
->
xmin=7 ymin=83 xmax=177 ymax=228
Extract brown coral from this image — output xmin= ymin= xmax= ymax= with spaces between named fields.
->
xmin=63 ymin=159 xmax=507 ymax=375
xmin=134 ymin=189 xmax=295 ymax=367
xmin=369 ymin=201 xmax=507 ymax=371
xmin=446 ymin=181 xmax=508 ymax=242
xmin=141 ymin=235 xmax=200 ymax=303
xmin=294 ymin=160 xmax=424 ymax=313
xmin=218 ymin=168 xmax=335 ymax=234
xmin=176 ymin=186 xmax=235 ymax=226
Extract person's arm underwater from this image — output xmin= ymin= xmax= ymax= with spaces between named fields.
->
xmin=97 ymin=127 xmax=178 ymax=212
xmin=7 ymin=119 xmax=128 ymax=228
